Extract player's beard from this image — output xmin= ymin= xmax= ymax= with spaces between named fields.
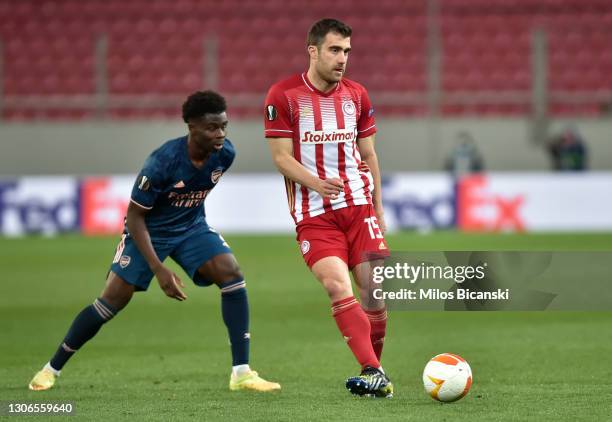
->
xmin=319 ymin=63 xmax=343 ymax=85
xmin=328 ymin=71 xmax=343 ymax=83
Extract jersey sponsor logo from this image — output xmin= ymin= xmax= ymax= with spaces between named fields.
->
xmin=168 ymin=190 xmax=210 ymax=207
xmin=300 ymin=240 xmax=310 ymax=255
xmin=173 ymin=180 xmax=185 ymax=188
xmin=266 ymin=104 xmax=277 ymax=121
xmin=119 ymin=255 xmax=131 ymax=268
xmin=342 ymin=100 xmax=355 ymax=116
xmin=300 ymin=128 xmax=356 ymax=144
xmin=137 ymin=175 xmax=150 ymax=191
xmin=211 ymin=168 xmax=223 ymax=184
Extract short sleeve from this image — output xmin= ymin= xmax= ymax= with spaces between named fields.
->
xmin=357 ymin=87 xmax=377 ymax=139
xmin=264 ymin=85 xmax=293 ymax=138
xmin=130 ymin=156 xmax=165 ymax=209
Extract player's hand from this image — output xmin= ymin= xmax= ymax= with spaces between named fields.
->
xmin=375 ymin=205 xmax=387 ymax=234
xmin=317 ymin=178 xmax=343 ymax=200
xmin=154 ymin=265 xmax=187 ymax=301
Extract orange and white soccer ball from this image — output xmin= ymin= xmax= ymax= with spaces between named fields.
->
xmin=423 ymin=353 xmax=472 ymax=402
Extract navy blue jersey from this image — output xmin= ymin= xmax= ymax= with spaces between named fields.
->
xmin=129 ymin=136 xmax=235 ymax=237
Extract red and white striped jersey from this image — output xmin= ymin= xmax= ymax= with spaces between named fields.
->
xmin=264 ymin=72 xmax=377 ymax=224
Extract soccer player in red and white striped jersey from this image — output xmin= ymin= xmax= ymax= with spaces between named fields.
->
xmin=265 ymin=18 xmax=392 ymax=398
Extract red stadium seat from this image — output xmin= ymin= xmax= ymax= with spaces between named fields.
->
xmin=1 ymin=0 xmax=611 ymax=119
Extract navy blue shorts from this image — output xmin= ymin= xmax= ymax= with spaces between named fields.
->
xmin=109 ymin=224 xmax=232 ymax=291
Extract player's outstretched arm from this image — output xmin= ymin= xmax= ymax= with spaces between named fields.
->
xmin=357 ymin=135 xmax=386 ymax=233
xmin=267 ymin=138 xmax=343 ymax=199
xmin=126 ymin=202 xmax=187 ymax=301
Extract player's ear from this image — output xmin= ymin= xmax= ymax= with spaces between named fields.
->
xmin=307 ymin=44 xmax=318 ymax=60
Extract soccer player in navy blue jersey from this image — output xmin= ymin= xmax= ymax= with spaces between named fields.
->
xmin=29 ymin=91 xmax=280 ymax=392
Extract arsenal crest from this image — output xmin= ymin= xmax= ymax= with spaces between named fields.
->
xmin=211 ymin=168 xmax=223 ymax=184
xmin=119 ymin=255 xmax=131 ymax=268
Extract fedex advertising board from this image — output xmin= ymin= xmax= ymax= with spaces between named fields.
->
xmin=2 ymin=173 xmax=612 ymax=236
xmin=382 ymin=173 xmax=456 ymax=231
xmin=0 ymin=177 xmax=79 ymax=236
xmin=457 ymin=173 xmax=612 ymax=232
xmin=81 ymin=177 xmax=132 ymax=235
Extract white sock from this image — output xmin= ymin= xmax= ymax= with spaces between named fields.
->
xmin=44 ymin=362 xmax=61 ymax=376
xmin=232 ymin=364 xmax=251 ymax=377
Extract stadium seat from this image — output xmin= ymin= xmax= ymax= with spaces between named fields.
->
xmin=1 ymin=0 xmax=611 ymax=119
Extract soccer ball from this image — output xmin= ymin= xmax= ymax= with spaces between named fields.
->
xmin=423 ymin=353 xmax=472 ymax=402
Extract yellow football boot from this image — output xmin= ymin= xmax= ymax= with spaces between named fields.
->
xmin=229 ymin=370 xmax=281 ymax=392
xmin=28 ymin=367 xmax=57 ymax=391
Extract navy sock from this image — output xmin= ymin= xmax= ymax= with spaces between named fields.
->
xmin=49 ymin=298 xmax=117 ymax=371
xmin=219 ymin=279 xmax=250 ymax=366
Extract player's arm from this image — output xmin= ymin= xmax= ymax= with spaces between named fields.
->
xmin=126 ymin=201 xmax=187 ymax=300
xmin=267 ymin=138 xmax=343 ymax=199
xmin=357 ymin=134 xmax=386 ymax=233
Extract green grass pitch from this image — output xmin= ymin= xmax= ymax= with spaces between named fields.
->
xmin=1 ymin=232 xmax=611 ymax=421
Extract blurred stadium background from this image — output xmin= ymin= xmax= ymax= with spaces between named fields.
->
xmin=1 ymin=1 xmax=611 ymax=420
xmin=0 ymin=0 xmax=611 ymax=235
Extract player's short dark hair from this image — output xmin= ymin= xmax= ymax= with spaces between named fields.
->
xmin=182 ymin=90 xmax=227 ymax=123
xmin=307 ymin=18 xmax=352 ymax=48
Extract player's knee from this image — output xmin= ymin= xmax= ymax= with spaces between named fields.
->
xmin=100 ymin=290 xmax=132 ymax=312
xmin=100 ymin=272 xmax=135 ymax=311
xmin=321 ymin=277 xmax=351 ymax=300
xmin=360 ymin=290 xmax=384 ymax=311
xmin=221 ymin=265 xmax=243 ymax=283
xmin=221 ymin=265 xmax=244 ymax=283
xmin=209 ymin=260 xmax=243 ymax=285
xmin=198 ymin=254 xmax=244 ymax=286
